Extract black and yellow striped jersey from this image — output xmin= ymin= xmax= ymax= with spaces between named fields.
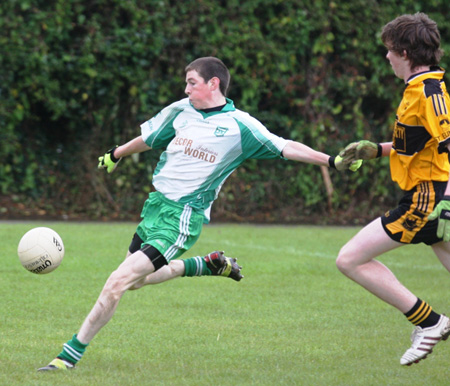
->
xmin=390 ymin=67 xmax=450 ymax=191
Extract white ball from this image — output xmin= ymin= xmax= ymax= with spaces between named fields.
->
xmin=17 ymin=227 xmax=65 ymax=274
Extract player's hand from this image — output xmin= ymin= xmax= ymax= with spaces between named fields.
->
xmin=339 ymin=142 xmax=359 ymax=163
xmin=340 ymin=140 xmax=381 ymax=163
xmin=331 ymin=155 xmax=363 ymax=172
xmin=354 ymin=140 xmax=381 ymax=159
xmin=98 ymin=146 xmax=121 ymax=173
xmin=428 ymin=196 xmax=450 ymax=242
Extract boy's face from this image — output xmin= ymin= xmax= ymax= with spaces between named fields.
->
xmin=185 ymin=70 xmax=212 ymax=109
xmin=386 ymin=49 xmax=410 ymax=81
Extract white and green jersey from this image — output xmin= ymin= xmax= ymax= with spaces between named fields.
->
xmin=140 ymin=98 xmax=288 ymax=222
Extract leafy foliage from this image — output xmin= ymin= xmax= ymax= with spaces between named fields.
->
xmin=1 ymin=0 xmax=449 ymax=222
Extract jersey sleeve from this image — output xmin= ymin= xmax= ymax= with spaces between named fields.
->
xmin=423 ymin=83 xmax=450 ymax=153
xmin=140 ymin=101 xmax=185 ymax=149
xmin=235 ymin=113 xmax=288 ymax=160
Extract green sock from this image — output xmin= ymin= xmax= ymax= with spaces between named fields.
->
xmin=57 ymin=334 xmax=89 ymax=365
xmin=183 ymin=256 xmax=212 ymax=277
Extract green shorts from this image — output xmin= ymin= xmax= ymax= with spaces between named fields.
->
xmin=135 ymin=192 xmax=204 ymax=261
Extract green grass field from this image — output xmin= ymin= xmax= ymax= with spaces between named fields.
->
xmin=1 ymin=222 xmax=450 ymax=385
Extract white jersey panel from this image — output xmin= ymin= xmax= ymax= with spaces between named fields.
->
xmin=140 ymin=98 xmax=288 ymax=221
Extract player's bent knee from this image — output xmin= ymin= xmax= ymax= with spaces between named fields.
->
xmin=167 ymin=260 xmax=184 ymax=276
xmin=335 ymin=248 xmax=354 ymax=275
xmin=335 ymin=256 xmax=348 ymax=274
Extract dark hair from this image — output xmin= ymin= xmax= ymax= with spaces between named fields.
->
xmin=381 ymin=13 xmax=443 ymax=70
xmin=185 ymin=57 xmax=230 ymax=96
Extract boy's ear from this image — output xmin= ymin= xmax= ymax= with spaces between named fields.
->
xmin=209 ymin=77 xmax=220 ymax=90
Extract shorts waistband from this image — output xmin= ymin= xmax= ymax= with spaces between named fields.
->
xmin=150 ymin=191 xmax=188 ymax=209
xmin=403 ymin=181 xmax=447 ymax=195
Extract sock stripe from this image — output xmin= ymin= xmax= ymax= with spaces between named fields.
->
xmin=405 ymin=299 xmax=441 ymax=328
xmin=63 ymin=343 xmax=83 ymax=361
xmin=183 ymin=256 xmax=207 ymax=276
xmin=412 ymin=306 xmax=432 ymax=325
xmin=182 ymin=255 xmax=211 ymax=277
xmin=194 ymin=256 xmax=203 ymax=276
xmin=409 ymin=304 xmax=426 ymax=323
xmin=407 ymin=301 xmax=433 ymax=325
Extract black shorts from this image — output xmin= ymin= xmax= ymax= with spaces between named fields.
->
xmin=381 ymin=181 xmax=446 ymax=245
xmin=128 ymin=232 xmax=168 ymax=271
xmin=129 ymin=232 xmax=144 ymax=254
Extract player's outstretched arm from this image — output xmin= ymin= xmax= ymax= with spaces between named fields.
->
xmin=98 ymin=136 xmax=151 ymax=173
xmin=282 ymin=140 xmax=361 ymax=172
xmin=115 ymin=136 xmax=151 ymax=158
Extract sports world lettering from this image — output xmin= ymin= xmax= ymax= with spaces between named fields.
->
xmin=184 ymin=147 xmax=216 ymax=163
xmin=174 ymin=136 xmax=217 ymax=163
xmin=173 ymin=137 xmax=193 ymax=147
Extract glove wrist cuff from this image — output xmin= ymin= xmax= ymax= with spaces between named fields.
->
xmin=376 ymin=143 xmax=382 ymax=158
xmin=109 ymin=146 xmax=120 ymax=163
xmin=328 ymin=156 xmax=337 ymax=169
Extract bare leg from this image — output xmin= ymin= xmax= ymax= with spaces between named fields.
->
xmin=432 ymin=241 xmax=450 ymax=273
xmin=120 ymin=250 xmax=185 ymax=289
xmin=77 ymin=251 xmax=155 ymax=344
xmin=336 ymin=218 xmax=417 ymax=313
xmin=130 ymin=260 xmax=185 ymax=289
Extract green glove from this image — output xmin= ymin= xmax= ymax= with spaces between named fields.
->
xmin=339 ymin=140 xmax=382 ymax=162
xmin=330 ymin=155 xmax=363 ymax=172
xmin=98 ymin=146 xmax=121 ymax=173
xmin=355 ymin=140 xmax=382 ymax=159
xmin=339 ymin=142 xmax=359 ymax=163
xmin=428 ymin=196 xmax=450 ymax=241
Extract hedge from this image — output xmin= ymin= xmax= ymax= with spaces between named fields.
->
xmin=1 ymin=0 xmax=449 ymax=223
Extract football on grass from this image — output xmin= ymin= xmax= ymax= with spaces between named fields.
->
xmin=17 ymin=227 xmax=65 ymax=274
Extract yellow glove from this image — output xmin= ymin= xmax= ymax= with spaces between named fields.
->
xmin=329 ymin=155 xmax=363 ymax=172
xmin=98 ymin=146 xmax=121 ymax=173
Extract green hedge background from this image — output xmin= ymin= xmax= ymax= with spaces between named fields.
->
xmin=1 ymin=0 xmax=449 ymax=223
